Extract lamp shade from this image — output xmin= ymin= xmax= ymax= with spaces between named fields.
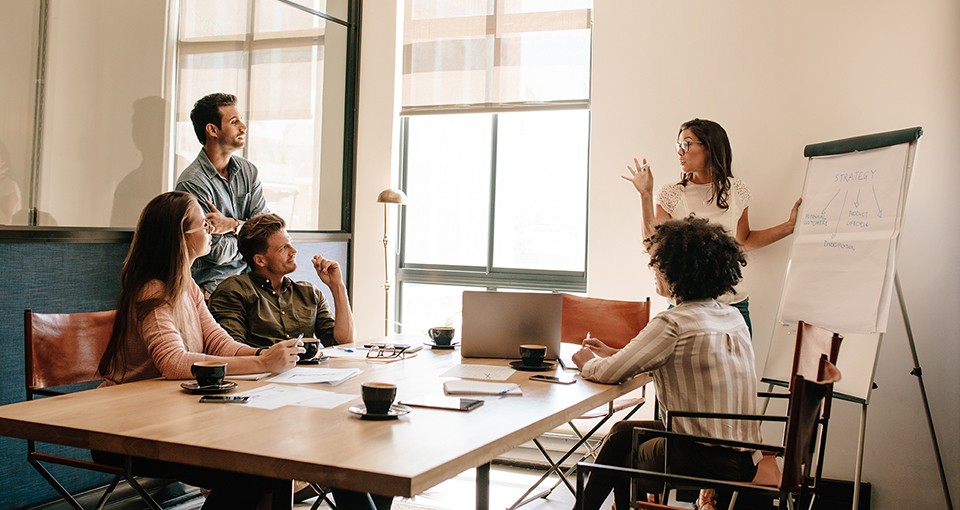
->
xmin=376 ymin=188 xmax=407 ymax=204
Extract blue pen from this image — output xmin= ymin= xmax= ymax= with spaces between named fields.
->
xmin=498 ymin=386 xmax=516 ymax=396
xmin=337 ymin=346 xmax=354 ymax=353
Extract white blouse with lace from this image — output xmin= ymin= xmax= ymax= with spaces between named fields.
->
xmin=656 ymin=177 xmax=751 ymax=304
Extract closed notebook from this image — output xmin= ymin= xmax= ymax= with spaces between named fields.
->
xmin=443 ymin=380 xmax=522 ymax=396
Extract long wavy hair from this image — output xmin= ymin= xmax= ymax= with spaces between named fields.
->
xmin=678 ymin=118 xmax=734 ymax=210
xmin=98 ymin=191 xmax=200 ymax=379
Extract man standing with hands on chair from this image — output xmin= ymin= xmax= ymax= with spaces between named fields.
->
xmin=176 ymin=92 xmax=268 ymax=298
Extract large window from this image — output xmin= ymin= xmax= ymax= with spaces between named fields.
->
xmin=175 ymin=0 xmax=354 ymax=231
xmin=0 ymin=0 xmax=357 ymax=230
xmin=397 ymin=0 xmax=592 ymax=335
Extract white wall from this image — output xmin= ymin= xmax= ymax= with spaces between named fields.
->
xmin=38 ymin=0 xmax=168 ymax=227
xmin=588 ymin=1 xmax=959 ymax=509
xmin=353 ymin=1 xmax=404 ymax=341
xmin=0 ymin=1 xmax=39 ymax=225
xmin=354 ymin=1 xmax=959 ymax=508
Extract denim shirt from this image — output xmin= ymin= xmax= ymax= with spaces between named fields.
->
xmin=208 ymin=273 xmax=337 ymax=348
xmin=175 ymin=150 xmax=268 ymax=293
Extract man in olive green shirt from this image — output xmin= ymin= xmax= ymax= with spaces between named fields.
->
xmin=209 ymin=213 xmax=356 ymax=349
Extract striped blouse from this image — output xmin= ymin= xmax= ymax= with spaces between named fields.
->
xmin=580 ymin=299 xmax=762 ymax=449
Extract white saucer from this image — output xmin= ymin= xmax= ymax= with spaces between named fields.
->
xmin=347 ymin=404 xmax=412 ymax=420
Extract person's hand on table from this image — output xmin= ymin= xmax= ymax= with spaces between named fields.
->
xmin=259 ymin=338 xmax=304 ymax=373
xmin=582 ymin=337 xmax=618 ymax=357
xmin=572 ymin=347 xmax=595 ymax=370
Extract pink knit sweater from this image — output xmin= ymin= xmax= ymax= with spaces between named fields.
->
xmin=102 ymin=281 xmax=248 ymax=385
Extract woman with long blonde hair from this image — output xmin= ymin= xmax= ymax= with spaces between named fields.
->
xmin=97 ymin=191 xmax=301 ymax=509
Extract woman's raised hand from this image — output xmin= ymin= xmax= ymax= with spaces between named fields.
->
xmin=622 ymin=157 xmax=654 ymax=197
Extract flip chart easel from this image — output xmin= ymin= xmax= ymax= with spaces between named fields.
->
xmin=761 ymin=127 xmax=953 ymax=510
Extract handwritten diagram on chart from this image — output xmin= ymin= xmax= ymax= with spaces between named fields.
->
xmin=780 ymin=143 xmax=910 ymax=333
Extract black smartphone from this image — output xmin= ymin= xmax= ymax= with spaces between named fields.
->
xmin=399 ymin=396 xmax=485 ymax=412
xmin=199 ymin=395 xmax=250 ymax=404
xmin=529 ymin=374 xmax=576 ymax=385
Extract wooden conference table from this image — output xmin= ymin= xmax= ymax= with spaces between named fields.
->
xmin=0 ymin=344 xmax=649 ymax=509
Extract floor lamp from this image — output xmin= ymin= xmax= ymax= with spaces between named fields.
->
xmin=377 ymin=188 xmax=407 ymax=336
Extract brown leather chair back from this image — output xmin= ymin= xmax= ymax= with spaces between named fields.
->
xmin=560 ymin=294 xmax=650 ymax=349
xmin=25 ymin=309 xmax=116 ymax=393
xmin=791 ymin=321 xmax=843 ymax=385
xmin=780 ymin=359 xmax=841 ymax=492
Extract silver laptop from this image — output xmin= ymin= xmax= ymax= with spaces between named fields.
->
xmin=460 ymin=291 xmax=562 ymax=359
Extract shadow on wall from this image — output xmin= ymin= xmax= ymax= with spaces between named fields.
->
xmin=3 ymin=137 xmax=58 ymax=226
xmin=0 ymin=140 xmax=23 ymax=224
xmin=111 ymin=96 xmax=166 ymax=228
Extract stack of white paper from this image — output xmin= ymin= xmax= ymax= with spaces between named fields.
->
xmin=268 ymin=367 xmax=360 ymax=385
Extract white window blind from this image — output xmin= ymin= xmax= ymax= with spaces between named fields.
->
xmin=401 ymin=0 xmax=592 ymax=112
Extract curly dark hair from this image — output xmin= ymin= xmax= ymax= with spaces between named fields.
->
xmin=238 ymin=213 xmax=286 ymax=265
xmin=643 ymin=216 xmax=746 ymax=301
xmin=190 ymin=93 xmax=237 ymax=145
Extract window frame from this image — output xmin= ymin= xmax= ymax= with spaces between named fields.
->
xmin=396 ymin=102 xmax=590 ymax=296
xmin=173 ymin=0 xmax=361 ymax=233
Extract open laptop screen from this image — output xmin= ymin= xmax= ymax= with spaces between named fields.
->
xmin=460 ymin=291 xmax=562 ymax=359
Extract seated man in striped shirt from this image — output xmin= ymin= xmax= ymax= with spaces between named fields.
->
xmin=573 ymin=216 xmax=760 ymax=510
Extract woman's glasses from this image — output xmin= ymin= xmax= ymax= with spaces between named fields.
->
xmin=675 ymin=140 xmax=704 ymax=153
xmin=185 ymin=219 xmax=214 ymax=235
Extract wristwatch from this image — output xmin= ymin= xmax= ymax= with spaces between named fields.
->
xmin=233 ymin=219 xmax=244 ymax=235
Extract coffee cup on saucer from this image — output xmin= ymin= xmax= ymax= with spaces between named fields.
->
xmin=299 ymin=338 xmax=320 ymax=361
xmin=519 ymin=344 xmax=547 ymax=368
xmin=191 ymin=361 xmax=227 ymax=388
xmin=428 ymin=326 xmax=455 ymax=346
xmin=361 ymin=382 xmax=397 ymax=415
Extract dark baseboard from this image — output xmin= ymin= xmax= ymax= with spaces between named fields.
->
xmin=813 ymin=478 xmax=872 ymax=510
xmin=27 ymin=478 xmax=201 ymax=510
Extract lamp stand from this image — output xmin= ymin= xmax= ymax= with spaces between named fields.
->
xmin=381 ymin=204 xmax=390 ymax=336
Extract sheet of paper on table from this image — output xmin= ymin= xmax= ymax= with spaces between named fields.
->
xmin=240 ymin=383 xmax=357 ymax=410
xmin=268 ymin=367 xmax=360 ymax=385
xmin=323 ymin=347 xmax=368 ymax=359
xmin=226 ymin=372 xmax=272 ymax=381
xmin=441 ymin=364 xmax=516 ymax=381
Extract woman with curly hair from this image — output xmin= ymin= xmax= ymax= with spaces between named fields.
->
xmin=573 ymin=217 xmax=760 ymax=510
xmin=622 ymin=118 xmax=801 ymax=334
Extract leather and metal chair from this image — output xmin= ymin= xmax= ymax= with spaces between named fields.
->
xmin=577 ymin=359 xmax=842 ymax=510
xmin=24 ymin=309 xmax=163 ymax=510
xmin=308 ymin=484 xmax=338 ymax=509
xmin=508 ymin=294 xmax=650 ymax=509
xmin=665 ymin=320 xmax=843 ymax=509
xmin=754 ymin=321 xmax=843 ymax=502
